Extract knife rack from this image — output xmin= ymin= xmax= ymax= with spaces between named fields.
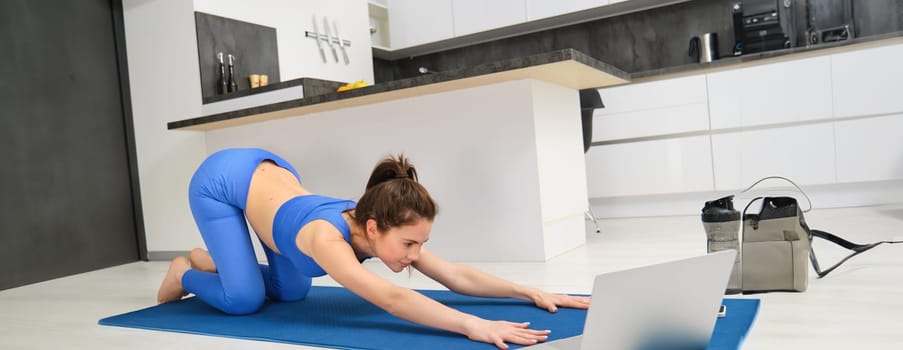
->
xmin=308 ymin=15 xmax=352 ymax=64
xmin=304 ymin=32 xmax=351 ymax=47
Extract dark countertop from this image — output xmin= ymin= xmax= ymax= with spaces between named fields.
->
xmin=630 ymin=31 xmax=903 ymax=81
xmin=168 ymin=49 xmax=630 ymax=130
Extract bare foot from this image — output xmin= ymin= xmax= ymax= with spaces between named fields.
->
xmin=157 ymin=256 xmax=190 ymax=304
xmin=189 ymin=248 xmax=217 ymax=272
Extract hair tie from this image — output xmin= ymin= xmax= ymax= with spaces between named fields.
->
xmin=394 ymin=173 xmax=409 ymax=179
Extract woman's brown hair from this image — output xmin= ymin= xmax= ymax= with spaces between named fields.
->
xmin=352 ymin=154 xmax=437 ymax=231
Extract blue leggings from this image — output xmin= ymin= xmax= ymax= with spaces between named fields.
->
xmin=183 ymin=148 xmax=313 ymax=315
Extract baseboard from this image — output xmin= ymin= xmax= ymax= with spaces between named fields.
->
xmin=589 ymin=180 xmax=903 ymax=219
xmin=146 ymin=251 xmax=190 ymax=261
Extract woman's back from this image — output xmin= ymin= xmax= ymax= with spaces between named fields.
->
xmin=245 ymin=160 xmax=311 ymax=253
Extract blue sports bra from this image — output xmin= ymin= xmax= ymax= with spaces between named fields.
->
xmin=271 ymin=194 xmax=358 ymax=277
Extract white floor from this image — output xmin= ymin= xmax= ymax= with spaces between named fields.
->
xmin=2 ymin=206 xmax=902 ymax=349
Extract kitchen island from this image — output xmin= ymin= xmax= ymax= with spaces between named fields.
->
xmin=167 ymin=49 xmax=629 ymax=262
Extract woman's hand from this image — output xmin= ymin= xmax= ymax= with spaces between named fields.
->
xmin=463 ymin=317 xmax=550 ymax=350
xmin=527 ymin=288 xmax=591 ymax=313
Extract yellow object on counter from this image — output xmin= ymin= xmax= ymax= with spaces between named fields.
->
xmin=249 ymin=74 xmax=269 ymax=88
xmin=336 ymin=80 xmax=369 ymax=92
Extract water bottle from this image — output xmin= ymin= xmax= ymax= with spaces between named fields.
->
xmin=702 ymin=195 xmax=742 ymax=294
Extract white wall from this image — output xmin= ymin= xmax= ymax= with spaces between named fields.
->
xmin=123 ymin=0 xmax=374 ymax=255
xmin=122 ymin=0 xmax=208 ymax=254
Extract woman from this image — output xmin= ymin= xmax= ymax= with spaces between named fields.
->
xmin=157 ymin=148 xmax=589 ymax=349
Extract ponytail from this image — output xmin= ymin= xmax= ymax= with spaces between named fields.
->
xmin=365 ymin=156 xmax=418 ymax=190
xmin=353 ymin=155 xmax=437 ymax=231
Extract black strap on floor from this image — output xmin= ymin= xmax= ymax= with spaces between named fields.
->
xmin=808 ymin=229 xmax=903 ymax=278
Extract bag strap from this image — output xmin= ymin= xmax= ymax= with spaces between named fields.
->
xmin=739 ymin=176 xmax=813 ymax=213
xmin=808 ymin=229 xmax=903 ymax=278
xmin=736 ymin=176 xmax=901 ymax=278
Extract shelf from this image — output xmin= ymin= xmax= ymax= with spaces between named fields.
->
xmin=368 ymin=1 xmax=387 ymax=18
xmin=368 ymin=0 xmax=391 ymax=50
xmin=372 ymin=45 xmax=391 ymax=57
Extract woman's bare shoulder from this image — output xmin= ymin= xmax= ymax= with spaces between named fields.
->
xmin=296 ymin=219 xmax=348 ymax=254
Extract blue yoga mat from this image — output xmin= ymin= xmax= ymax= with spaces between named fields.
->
xmin=99 ymin=286 xmax=758 ymax=350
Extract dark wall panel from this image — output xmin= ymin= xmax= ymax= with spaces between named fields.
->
xmin=195 ymin=12 xmax=280 ymax=101
xmin=852 ymin=0 xmax=901 ymax=36
xmin=0 ymin=0 xmax=139 ymax=290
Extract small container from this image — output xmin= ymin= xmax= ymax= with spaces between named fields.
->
xmin=259 ymin=74 xmax=269 ymax=87
xmin=249 ymin=74 xmax=261 ymax=88
xmin=702 ymin=195 xmax=742 ymax=294
xmin=689 ymin=32 xmax=719 ymax=63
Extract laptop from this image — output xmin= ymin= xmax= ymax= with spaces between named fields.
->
xmin=530 ymin=249 xmax=737 ymax=350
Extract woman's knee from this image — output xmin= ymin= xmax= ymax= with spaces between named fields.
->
xmin=222 ymin=288 xmax=266 ymax=315
xmin=270 ymin=277 xmax=312 ymax=302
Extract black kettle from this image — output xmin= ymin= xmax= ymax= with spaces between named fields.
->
xmin=689 ymin=32 xmax=719 ymax=63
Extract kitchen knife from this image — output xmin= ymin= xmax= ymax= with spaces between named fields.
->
xmin=323 ymin=17 xmax=339 ymax=62
xmin=332 ymin=20 xmax=350 ymax=65
xmin=312 ymin=16 xmax=326 ymax=63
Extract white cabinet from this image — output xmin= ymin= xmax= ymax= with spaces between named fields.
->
xmin=452 ymin=0 xmax=526 ymax=36
xmin=583 ymin=40 xmax=903 ymax=213
xmin=585 ymin=136 xmax=714 ymax=197
xmin=388 ymin=0 xmax=454 ymax=49
xmin=710 ymin=123 xmax=836 ymax=191
xmin=593 ymin=75 xmax=709 ymax=141
xmin=592 ymin=104 xmax=710 ymax=142
xmin=707 ymin=56 xmax=833 ymax=130
xmin=596 ymin=75 xmax=708 ymax=114
xmin=831 ymin=43 xmax=903 ymax=118
xmin=525 ymin=0 xmax=608 ymax=21
xmin=835 ymin=114 xmax=903 ymax=183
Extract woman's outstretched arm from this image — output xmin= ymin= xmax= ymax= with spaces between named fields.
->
xmin=413 ymin=248 xmax=591 ymax=312
xmin=300 ymin=221 xmax=549 ymax=349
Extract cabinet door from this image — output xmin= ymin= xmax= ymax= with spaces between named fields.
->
xmin=388 ymin=0 xmax=454 ymax=49
xmin=585 ymin=136 xmax=714 ymax=197
xmin=525 ymin=0 xmax=608 ymax=21
xmin=832 ymin=43 xmax=903 ymax=118
xmin=593 ymin=75 xmax=709 ymax=141
xmin=453 ymin=0 xmax=525 ymax=36
xmin=707 ymin=56 xmax=833 ymax=130
xmin=835 ymin=114 xmax=903 ymax=183
xmin=711 ymin=123 xmax=836 ymax=191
